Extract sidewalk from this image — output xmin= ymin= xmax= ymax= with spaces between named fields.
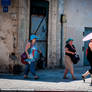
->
xmin=0 ymin=66 xmax=92 ymax=91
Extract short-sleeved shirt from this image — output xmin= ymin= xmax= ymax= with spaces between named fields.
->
xmin=65 ymin=44 xmax=76 ymax=58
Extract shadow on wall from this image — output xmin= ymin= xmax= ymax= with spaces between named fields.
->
xmin=8 ymin=52 xmax=23 ymax=74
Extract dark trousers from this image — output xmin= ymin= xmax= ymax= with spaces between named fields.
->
xmin=88 ymin=60 xmax=92 ymax=74
xmin=89 ymin=66 xmax=92 ymax=74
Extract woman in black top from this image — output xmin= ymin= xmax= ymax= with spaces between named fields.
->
xmin=82 ymin=39 xmax=92 ymax=84
xmin=63 ymin=38 xmax=76 ymax=80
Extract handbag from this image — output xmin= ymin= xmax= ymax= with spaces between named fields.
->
xmin=21 ymin=50 xmax=40 ymax=64
xmin=21 ymin=52 xmax=28 ymax=64
xmin=71 ymin=54 xmax=80 ymax=64
xmin=21 ymin=42 xmax=31 ymax=64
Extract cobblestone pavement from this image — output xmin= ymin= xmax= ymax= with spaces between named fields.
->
xmin=0 ymin=66 xmax=92 ymax=91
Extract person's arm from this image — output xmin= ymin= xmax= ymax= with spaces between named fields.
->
xmin=65 ymin=47 xmax=75 ymax=55
xmin=25 ymin=42 xmax=31 ymax=58
xmin=72 ymin=45 xmax=76 ymax=52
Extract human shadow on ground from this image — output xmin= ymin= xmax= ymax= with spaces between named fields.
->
xmin=0 ymin=69 xmax=89 ymax=83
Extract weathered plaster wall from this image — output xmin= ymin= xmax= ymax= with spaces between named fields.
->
xmin=48 ymin=0 xmax=58 ymax=68
xmin=0 ymin=0 xmax=19 ymax=72
xmin=0 ymin=0 xmax=64 ymax=72
xmin=64 ymin=0 xmax=92 ymax=66
xmin=17 ymin=0 xmax=30 ymax=65
xmin=48 ymin=0 xmax=64 ymax=68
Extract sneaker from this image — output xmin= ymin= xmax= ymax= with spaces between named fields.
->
xmin=82 ymin=75 xmax=85 ymax=82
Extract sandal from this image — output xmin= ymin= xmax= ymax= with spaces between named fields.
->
xmin=24 ymin=75 xmax=28 ymax=79
xmin=72 ymin=76 xmax=76 ymax=80
xmin=72 ymin=77 xmax=76 ymax=80
xmin=63 ymin=76 xmax=68 ymax=79
xmin=34 ymin=76 xmax=39 ymax=80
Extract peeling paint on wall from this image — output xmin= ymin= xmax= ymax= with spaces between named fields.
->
xmin=0 ymin=0 xmax=19 ymax=72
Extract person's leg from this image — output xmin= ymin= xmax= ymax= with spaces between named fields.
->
xmin=82 ymin=61 xmax=92 ymax=82
xmin=82 ymin=70 xmax=90 ymax=77
xmin=24 ymin=64 xmax=30 ymax=78
xmin=82 ymin=70 xmax=90 ymax=82
xmin=82 ymin=64 xmax=92 ymax=82
xmin=67 ymin=56 xmax=76 ymax=80
xmin=70 ymin=67 xmax=76 ymax=80
xmin=63 ymin=55 xmax=69 ymax=79
xmin=30 ymin=62 xmax=39 ymax=79
xmin=89 ymin=64 xmax=92 ymax=85
xmin=82 ymin=63 xmax=91 ymax=78
xmin=63 ymin=68 xmax=68 ymax=79
xmin=83 ymin=62 xmax=92 ymax=77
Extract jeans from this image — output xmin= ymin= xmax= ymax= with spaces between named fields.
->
xmin=24 ymin=62 xmax=36 ymax=76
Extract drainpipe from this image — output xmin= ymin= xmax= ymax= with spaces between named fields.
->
xmin=60 ymin=14 xmax=66 ymax=68
xmin=60 ymin=14 xmax=63 ymax=67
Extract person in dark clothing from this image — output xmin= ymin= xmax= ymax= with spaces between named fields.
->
xmin=63 ymin=38 xmax=76 ymax=80
xmin=82 ymin=39 xmax=92 ymax=84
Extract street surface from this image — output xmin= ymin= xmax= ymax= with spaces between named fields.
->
xmin=0 ymin=66 xmax=92 ymax=91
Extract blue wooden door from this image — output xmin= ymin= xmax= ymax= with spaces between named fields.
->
xmin=84 ymin=28 xmax=92 ymax=66
xmin=30 ymin=0 xmax=49 ymax=66
xmin=31 ymin=15 xmax=47 ymax=57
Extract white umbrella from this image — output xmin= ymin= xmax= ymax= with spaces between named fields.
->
xmin=83 ymin=32 xmax=92 ymax=41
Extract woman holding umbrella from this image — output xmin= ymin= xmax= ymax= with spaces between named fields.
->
xmin=82 ymin=39 xmax=92 ymax=84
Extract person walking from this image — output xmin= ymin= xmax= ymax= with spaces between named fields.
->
xmin=24 ymin=35 xmax=40 ymax=80
xmin=63 ymin=38 xmax=76 ymax=80
xmin=82 ymin=39 xmax=92 ymax=84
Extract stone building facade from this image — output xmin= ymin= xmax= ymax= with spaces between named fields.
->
xmin=0 ymin=0 xmax=92 ymax=73
xmin=0 ymin=0 xmax=64 ymax=73
xmin=0 ymin=0 xmax=19 ymax=72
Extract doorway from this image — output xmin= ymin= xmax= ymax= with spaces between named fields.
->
xmin=29 ymin=0 xmax=49 ymax=67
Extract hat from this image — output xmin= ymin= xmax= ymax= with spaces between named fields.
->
xmin=66 ymin=38 xmax=73 ymax=44
xmin=30 ymin=35 xmax=38 ymax=40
